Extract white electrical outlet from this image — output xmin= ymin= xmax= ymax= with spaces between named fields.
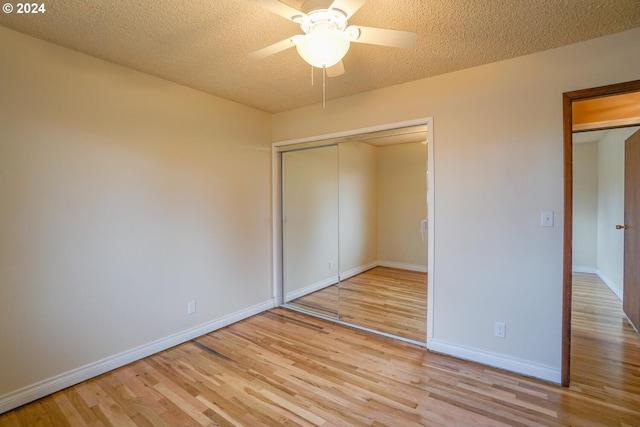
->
xmin=494 ymin=321 xmax=506 ymax=338
xmin=541 ymin=211 xmax=554 ymax=227
xmin=187 ymin=300 xmax=196 ymax=315
xmin=329 ymin=261 xmax=333 ymax=270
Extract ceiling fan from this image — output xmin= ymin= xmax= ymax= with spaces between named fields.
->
xmin=248 ymin=0 xmax=418 ymax=77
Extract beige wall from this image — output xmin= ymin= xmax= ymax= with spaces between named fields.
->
xmin=273 ymin=28 xmax=640 ymax=380
xmin=572 ymin=141 xmax=598 ymax=270
xmin=282 ymin=146 xmax=339 ymax=298
xmin=339 ymin=142 xmax=378 ymax=275
xmin=377 ymin=142 xmax=427 ymax=269
xmin=596 ymin=127 xmax=637 ymax=298
xmin=0 ymin=27 xmax=272 ymax=399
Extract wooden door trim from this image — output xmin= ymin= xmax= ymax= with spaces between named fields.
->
xmin=562 ymin=79 xmax=640 ymax=387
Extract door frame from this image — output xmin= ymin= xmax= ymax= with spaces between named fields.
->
xmin=562 ymin=79 xmax=640 ymax=386
xmin=271 ymin=117 xmax=435 ymax=345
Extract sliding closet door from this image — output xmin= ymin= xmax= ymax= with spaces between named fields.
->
xmin=337 ymin=139 xmax=428 ymax=342
xmin=278 ymin=124 xmax=429 ymax=343
xmin=281 ymin=145 xmax=339 ymax=318
xmin=375 ymin=141 xmax=428 ymax=342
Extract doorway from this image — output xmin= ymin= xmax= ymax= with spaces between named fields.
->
xmin=562 ymin=79 xmax=640 ymax=386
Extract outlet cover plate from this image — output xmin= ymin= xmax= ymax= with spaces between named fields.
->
xmin=187 ymin=300 xmax=196 ymax=315
xmin=494 ymin=321 xmax=506 ymax=338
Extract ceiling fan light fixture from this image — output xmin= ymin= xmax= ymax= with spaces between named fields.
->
xmin=295 ymin=29 xmax=350 ymax=68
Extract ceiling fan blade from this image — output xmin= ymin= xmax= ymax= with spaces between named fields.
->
xmin=349 ymin=25 xmax=418 ymax=48
xmin=330 ymin=0 xmax=367 ymax=18
xmin=326 ymin=61 xmax=345 ymax=77
xmin=249 ymin=0 xmax=304 ymax=21
xmin=248 ymin=37 xmax=296 ymax=60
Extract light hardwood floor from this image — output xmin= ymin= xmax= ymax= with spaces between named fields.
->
xmin=569 ymin=272 xmax=640 ymax=411
xmin=1 ymin=273 xmax=639 ymax=426
xmin=289 ymin=267 xmax=427 ymax=342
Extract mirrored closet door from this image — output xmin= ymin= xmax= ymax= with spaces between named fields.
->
xmin=282 ymin=145 xmax=340 ymax=318
xmin=280 ymin=125 xmax=428 ymax=344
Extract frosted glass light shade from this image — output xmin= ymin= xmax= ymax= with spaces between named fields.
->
xmin=295 ymin=30 xmax=350 ymax=68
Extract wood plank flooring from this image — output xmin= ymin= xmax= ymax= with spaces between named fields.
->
xmin=2 ymin=272 xmax=640 ymax=426
xmin=289 ymin=267 xmax=427 ymax=342
xmin=569 ymin=272 xmax=640 ymax=411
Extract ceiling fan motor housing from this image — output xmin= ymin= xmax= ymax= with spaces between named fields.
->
xmin=295 ymin=8 xmax=348 ymax=34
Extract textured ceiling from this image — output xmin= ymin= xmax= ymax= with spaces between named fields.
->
xmin=1 ymin=0 xmax=640 ymax=113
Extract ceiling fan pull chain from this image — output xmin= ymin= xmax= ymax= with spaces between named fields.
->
xmin=311 ymin=65 xmax=314 ymax=86
xmin=323 ymin=66 xmax=326 ymax=108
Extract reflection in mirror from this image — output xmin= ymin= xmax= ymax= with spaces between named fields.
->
xmin=282 ymin=145 xmax=339 ymax=318
xmin=281 ymin=125 xmax=428 ymax=343
xmin=340 ymin=139 xmax=427 ymax=342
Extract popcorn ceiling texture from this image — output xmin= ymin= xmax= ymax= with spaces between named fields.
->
xmin=1 ymin=0 xmax=639 ymax=113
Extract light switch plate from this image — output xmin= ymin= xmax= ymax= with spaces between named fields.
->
xmin=541 ymin=211 xmax=554 ymax=227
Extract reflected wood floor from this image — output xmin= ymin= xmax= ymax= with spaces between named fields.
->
xmin=289 ymin=267 xmax=427 ymax=342
xmin=2 ymin=273 xmax=640 ymax=426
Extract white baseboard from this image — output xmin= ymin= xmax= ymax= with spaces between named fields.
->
xmin=339 ymin=261 xmax=378 ymax=281
xmin=428 ymin=339 xmax=561 ymax=384
xmin=377 ymin=260 xmax=427 ymax=273
xmin=572 ymin=265 xmax=597 ymax=274
xmin=285 ymin=262 xmax=424 ymax=301
xmin=596 ymin=269 xmax=623 ymax=301
xmin=0 ymin=299 xmax=275 ymax=415
xmin=284 ymin=276 xmax=339 ymax=301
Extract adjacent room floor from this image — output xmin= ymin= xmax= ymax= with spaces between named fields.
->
xmin=569 ymin=272 xmax=640 ymax=410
